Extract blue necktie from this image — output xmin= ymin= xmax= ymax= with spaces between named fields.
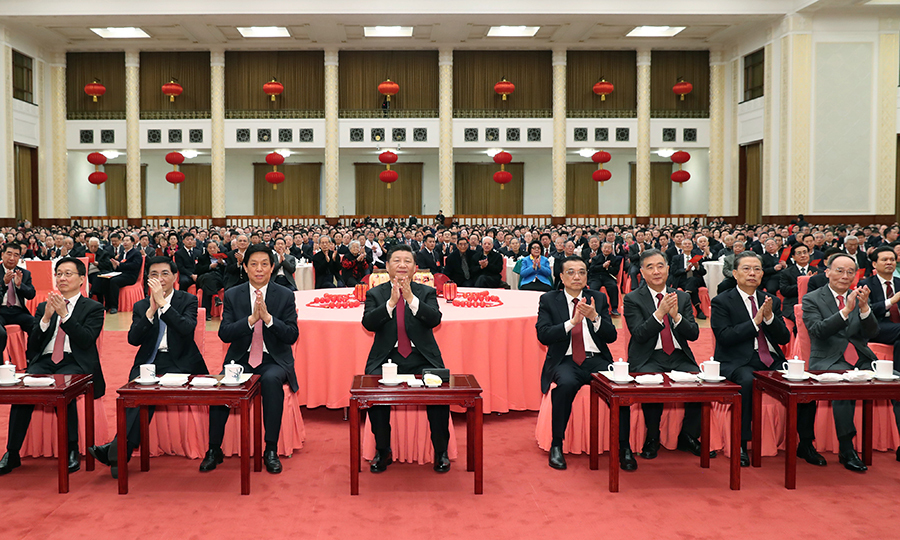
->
xmin=145 ymin=318 xmax=166 ymax=364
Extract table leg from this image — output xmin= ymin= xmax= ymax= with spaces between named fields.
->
xmin=784 ymin=395 xmax=798 ymax=490
xmin=56 ymin=395 xmax=69 ymax=494
xmin=84 ymin=387 xmax=95 ymax=471
xmin=117 ymin=398 xmax=128 ymax=495
xmin=240 ymin=397 xmax=250 ymax=495
xmin=751 ymin=380 xmax=762 ymax=467
xmin=862 ymin=400 xmax=873 ymax=466
xmin=700 ymin=402 xmax=711 ymax=469
xmin=730 ymin=394 xmax=741 ymax=490
xmin=608 ymin=398 xmax=619 ymax=493
xmin=474 ymin=397 xmax=483 ymax=495
xmin=349 ymin=398 xmax=360 ymax=496
xmin=466 ymin=404 xmax=474 ymax=473
xmin=139 ymin=406 xmax=150 ymax=472
xmin=590 ymin=388 xmax=599 ymax=471
xmin=253 ymin=392 xmax=262 ymax=473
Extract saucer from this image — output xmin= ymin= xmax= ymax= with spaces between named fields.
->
xmin=602 ymin=373 xmax=634 ymax=384
xmin=220 ymin=379 xmax=243 ymax=386
xmin=378 ymin=378 xmax=402 ymax=386
xmin=874 ymin=373 xmax=900 ymax=381
xmin=698 ymin=374 xmax=726 ymax=383
xmin=135 ymin=377 xmax=160 ymax=385
xmin=783 ymin=373 xmax=810 ymax=381
xmin=0 ymin=379 xmax=19 ymax=386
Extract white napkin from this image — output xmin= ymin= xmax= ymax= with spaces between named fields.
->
xmin=190 ymin=376 xmax=218 ymax=387
xmin=634 ymin=374 xmax=664 ymax=385
xmin=159 ymin=373 xmax=189 ymax=386
xmin=811 ymin=373 xmax=843 ymax=382
xmin=22 ymin=376 xmax=54 ymax=387
xmin=668 ymin=371 xmax=700 ymax=383
xmin=843 ymin=369 xmax=874 ymax=382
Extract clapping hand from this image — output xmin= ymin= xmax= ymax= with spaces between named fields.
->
xmin=398 ymin=276 xmax=414 ymax=304
xmin=842 ymin=289 xmax=858 ymax=317
xmin=759 ymin=296 xmax=773 ymax=321
xmin=45 ymin=291 xmax=68 ymax=320
xmin=256 ymin=291 xmax=272 ymax=325
xmin=388 ymin=277 xmax=402 ymax=310
xmin=575 ymin=296 xmax=598 ymax=322
xmin=856 ymin=285 xmax=871 ymax=314
xmin=479 ymin=257 xmax=488 ymax=269
xmin=3 ymin=269 xmax=13 ymax=285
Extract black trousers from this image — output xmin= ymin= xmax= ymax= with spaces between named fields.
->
xmin=366 ymin=349 xmax=451 ymax=456
xmin=6 ymin=354 xmax=84 ymax=454
xmin=727 ymin=353 xmax=816 ymax=442
xmin=550 ymin=354 xmax=631 ymax=446
xmin=208 ymin=354 xmax=290 ymax=447
xmin=95 ymin=274 xmax=138 ymax=310
xmin=473 ymin=274 xmax=502 ymax=289
xmin=589 ymin=274 xmax=619 ymax=311
xmin=177 ymin=273 xmax=195 ymax=293
xmin=196 ymin=273 xmax=224 ymax=313
xmin=635 ymin=349 xmax=702 ymax=439
xmin=679 ymin=276 xmax=705 ymax=307
xmin=0 ymin=305 xmax=34 ymax=354
xmin=273 ymin=275 xmax=296 ymax=291
xmin=628 ymin=266 xmax=642 ymax=291
xmin=520 ymin=280 xmax=553 ymax=292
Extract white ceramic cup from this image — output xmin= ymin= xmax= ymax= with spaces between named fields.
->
xmin=607 ymin=361 xmax=630 ymax=380
xmin=0 ymin=364 xmax=15 ymax=383
xmin=782 ymin=359 xmax=805 ymax=377
xmin=139 ymin=364 xmax=156 ymax=381
xmin=224 ymin=362 xmax=244 ymax=383
xmin=871 ymin=360 xmax=893 ymax=378
xmin=381 ymin=360 xmax=398 ymax=382
xmin=700 ymin=360 xmax=720 ymax=379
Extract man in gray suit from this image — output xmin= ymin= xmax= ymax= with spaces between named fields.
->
xmin=803 ymin=252 xmax=900 ymax=471
xmin=272 ymin=237 xmax=297 ymax=291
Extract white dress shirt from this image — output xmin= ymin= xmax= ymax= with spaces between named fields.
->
xmin=737 ymin=288 xmax=778 ymax=354
xmin=876 ymin=274 xmax=895 ymax=315
xmin=828 ymin=286 xmax=870 ymax=321
xmin=40 ymin=293 xmax=80 ymax=356
xmin=647 ymin=286 xmax=682 ymax=351
xmin=147 ymin=290 xmax=175 ymax=352
xmin=561 ymin=290 xmax=602 ymax=356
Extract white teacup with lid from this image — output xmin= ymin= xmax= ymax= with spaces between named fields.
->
xmin=0 ymin=361 xmax=15 ymax=383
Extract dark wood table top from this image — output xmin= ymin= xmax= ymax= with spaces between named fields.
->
xmin=350 ymin=374 xmax=482 ymax=406
xmin=753 ymin=370 xmax=900 ymax=398
xmin=116 ymin=375 xmax=260 ymax=403
xmin=0 ymin=374 xmax=92 ymax=397
xmin=591 ymin=373 xmax=741 ymax=398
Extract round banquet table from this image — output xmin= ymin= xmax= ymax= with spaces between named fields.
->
xmin=704 ymin=260 xmax=724 ymax=299
xmin=292 ymin=287 xmax=546 ymax=413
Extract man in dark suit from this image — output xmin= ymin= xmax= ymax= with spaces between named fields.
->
xmin=712 ymin=252 xmax=819 ymax=468
xmin=536 ymin=256 xmax=629 ymax=471
xmin=668 ymin=238 xmax=707 ymax=319
xmin=174 ymin=232 xmax=198 ymax=292
xmin=0 ymin=257 xmax=105 ymax=475
xmin=94 ymin=233 xmax=142 ymax=314
xmin=69 ymin=231 xmax=87 ymax=259
xmin=0 ymin=242 xmax=35 ymax=355
xmin=623 ymin=249 xmax=712 ymax=461
xmin=586 ymin=239 xmax=621 ymax=316
xmin=472 ymin=237 xmax=504 ymax=288
xmin=362 ymin=245 xmax=451 ymax=474
xmin=105 ymin=233 xmax=123 ymax=259
xmin=86 ymin=237 xmax=113 ymax=299
xmin=760 ymin=239 xmax=786 ymax=294
xmin=843 ymin=236 xmax=871 ymax=278
xmin=415 ymin=234 xmax=442 ymax=276
xmin=88 ymin=257 xmax=208 ymax=478
xmin=223 ymin=234 xmax=250 ymax=290
xmin=804 ymin=253 xmax=900 ymax=471
xmin=200 ymin=244 xmax=299 ymax=475
xmin=865 ymin=247 xmax=900 ymax=371
xmin=272 ymin=238 xmax=298 ymax=291
xmin=312 ymin=235 xmax=343 ymax=289
xmin=444 ymin=237 xmax=476 ymax=287
xmin=196 ymin=241 xmax=226 ymax=319
xmin=779 ymin=243 xmax=818 ymax=323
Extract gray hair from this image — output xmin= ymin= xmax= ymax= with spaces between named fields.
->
xmin=349 ymin=240 xmax=360 ymax=248
xmin=319 ymin=235 xmax=332 ymax=244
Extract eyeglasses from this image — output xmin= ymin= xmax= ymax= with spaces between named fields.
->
xmin=829 ymin=268 xmax=856 ymax=276
xmin=55 ymin=271 xmax=79 ymax=278
xmin=737 ymin=266 xmax=763 ymax=274
xmin=563 ymin=269 xmax=588 ymax=277
xmin=148 ymin=271 xmax=173 ymax=278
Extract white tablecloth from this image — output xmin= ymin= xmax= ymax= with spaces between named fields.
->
xmin=506 ymin=258 xmax=518 ymax=290
xmin=295 ymin=263 xmax=315 ymax=290
xmin=705 ymin=261 xmax=725 ymax=299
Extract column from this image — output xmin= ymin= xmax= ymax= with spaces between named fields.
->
xmin=778 ymin=15 xmax=812 ymax=216
xmin=50 ymin=53 xmax=68 ymax=220
xmin=323 ymin=49 xmax=340 ymax=224
xmin=762 ymin=34 xmax=774 ymax=217
xmin=438 ymin=49 xmax=454 ymax=219
xmin=707 ymin=51 xmax=725 ymax=216
xmin=551 ymin=49 xmax=567 ymax=225
xmin=1 ymin=32 xmax=13 ymax=218
xmin=876 ymin=20 xmax=899 ymax=216
xmin=210 ymin=49 xmax=226 ymax=226
xmin=635 ymin=50 xmax=651 ymax=220
xmin=124 ymin=51 xmax=142 ymax=225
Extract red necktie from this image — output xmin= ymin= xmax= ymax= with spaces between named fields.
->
xmin=657 ymin=293 xmax=675 ymax=355
xmin=887 ymin=282 xmax=900 ymax=323
xmin=571 ymin=298 xmax=586 ymax=366
xmin=248 ymin=291 xmax=263 ymax=367
xmin=749 ymin=296 xmax=774 ymax=367
xmin=836 ymin=294 xmax=859 ymax=364
xmin=396 ymin=295 xmax=412 ymax=358
xmin=6 ymin=277 xmax=14 ymax=308
xmin=51 ymin=300 xmax=70 ymax=364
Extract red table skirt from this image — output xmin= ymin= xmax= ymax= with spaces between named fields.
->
xmin=1 ymin=396 xmax=113 ymax=458
xmin=362 ymin=406 xmax=459 ymax=464
xmin=3 ymin=325 xmax=27 ymax=370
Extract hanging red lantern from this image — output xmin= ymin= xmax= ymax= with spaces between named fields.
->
xmin=492 ymin=151 xmax=512 ymax=169
xmin=87 ymin=152 xmax=107 ymax=167
xmin=264 ymin=152 xmax=286 ymax=189
xmin=379 ymin=151 xmax=398 ymax=168
xmin=162 ymin=79 xmax=183 ymax=102
xmin=591 ymin=151 xmax=611 ymax=164
xmin=671 ymin=170 xmax=691 ymax=184
xmin=263 ymin=78 xmax=284 ymax=102
xmin=671 ymin=151 xmax=691 ymax=165
xmin=379 ymin=169 xmax=398 ymax=187
xmin=673 ymin=77 xmax=693 ymax=101
xmin=84 ymin=79 xmax=106 ymax=103
xmin=266 ymin=152 xmax=285 ymax=168
xmin=592 ymin=78 xmax=614 ymax=101
xmin=494 ymin=77 xmax=515 ymax=101
xmin=493 ymin=170 xmax=512 ymax=189
xmin=592 ymin=169 xmax=612 ymax=183
xmin=88 ymin=171 xmax=107 ymax=189
xmin=378 ymin=79 xmax=399 ymax=102
xmin=265 ymin=171 xmax=285 ymax=189
xmin=166 ymin=171 xmax=185 ymax=187
xmin=591 ymin=151 xmax=612 ymax=185
xmin=165 ymin=152 xmax=185 ymax=166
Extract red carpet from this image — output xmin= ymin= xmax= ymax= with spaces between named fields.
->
xmin=1 ymin=329 xmax=899 ymax=539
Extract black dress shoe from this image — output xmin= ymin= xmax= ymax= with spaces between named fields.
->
xmin=619 ymin=447 xmax=638 ymax=471
xmin=87 ymin=443 xmax=111 ymax=467
xmin=677 ymin=433 xmax=717 ymax=458
xmin=610 ymin=310 xmax=621 ymax=317
xmin=263 ymin=450 xmax=282 ymax=474
xmin=68 ymin=450 xmax=80 ymax=473
xmin=838 ymin=450 xmax=867 ymax=472
xmin=109 ymin=308 xmax=117 ymax=314
xmin=548 ymin=446 xmax=567 ymax=470
xmin=640 ymin=438 xmax=660 ymax=459
xmin=434 ymin=451 xmax=450 ymax=473
xmin=740 ymin=448 xmax=750 ymax=467
xmin=199 ymin=448 xmax=225 ymax=472
xmin=797 ymin=442 xmax=827 ymax=466
xmin=695 ymin=310 xmax=707 ymax=320
xmin=214 ymin=297 xmax=223 ymax=307
xmin=370 ymin=449 xmax=393 ymax=473
xmin=0 ymin=452 xmax=21 ymax=475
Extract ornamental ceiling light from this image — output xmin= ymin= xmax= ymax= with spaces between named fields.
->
xmin=656 ymin=148 xmax=676 ymax=158
xmin=578 ymin=149 xmax=596 ymax=159
xmin=275 ymin=149 xmax=292 ymax=158
xmin=90 ymin=27 xmax=150 ymax=39
xmin=487 ymin=26 xmax=540 ymax=37
xmin=626 ymin=26 xmax=686 ymax=38
xmin=181 ymin=150 xmax=199 ymax=159
xmin=364 ymin=26 xmax=414 ymax=37
xmin=100 ymin=150 xmax=121 ymax=160
xmin=237 ymin=26 xmax=290 ymax=38
xmin=486 ymin=148 xmax=503 ymax=158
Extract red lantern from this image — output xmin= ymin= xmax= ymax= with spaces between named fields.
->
xmin=493 ymin=151 xmax=512 ymax=169
xmin=354 ymin=284 xmax=368 ymax=302
xmin=87 ymin=152 xmax=107 ymax=167
xmin=265 ymin=171 xmax=285 ymax=189
xmin=591 ymin=151 xmax=611 ymax=164
xmin=494 ymin=78 xmax=515 ymax=101
xmin=671 ymin=170 xmax=691 ymax=184
xmin=671 ymin=151 xmax=691 ymax=165
xmin=592 ymin=169 xmax=612 ymax=183
xmin=379 ymin=169 xmax=399 ymax=187
xmin=493 ymin=170 xmax=512 ymax=189
xmin=162 ymin=79 xmax=183 ymax=102
xmin=379 ymin=151 xmax=398 ymax=169
xmin=592 ymin=78 xmax=614 ymax=101
xmin=378 ymin=79 xmax=399 ymax=102
xmin=88 ymin=171 xmax=107 ymax=189
xmin=673 ymin=78 xmax=693 ymax=101
xmin=166 ymin=171 xmax=185 ymax=187
xmin=266 ymin=152 xmax=285 ymax=168
xmin=165 ymin=152 xmax=185 ymax=166
xmin=263 ymin=78 xmax=284 ymax=102
xmin=84 ymin=79 xmax=106 ymax=103
xmin=443 ymin=282 xmax=457 ymax=303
